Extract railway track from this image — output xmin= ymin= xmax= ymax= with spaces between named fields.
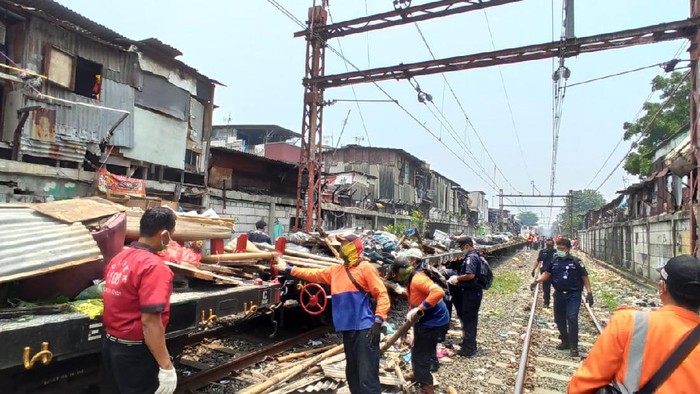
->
xmin=514 ymin=283 xmax=603 ymax=394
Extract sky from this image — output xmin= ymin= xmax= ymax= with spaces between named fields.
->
xmin=58 ymin=0 xmax=690 ymax=228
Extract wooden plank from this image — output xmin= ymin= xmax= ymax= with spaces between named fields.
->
xmin=126 ymin=210 xmax=234 ymax=241
xmin=321 ymin=366 xmax=401 ymax=386
xmin=31 ymin=197 xmax=125 ymax=223
xmin=166 ymin=262 xmax=243 ymax=286
xmin=204 ymin=344 xmax=239 ymax=356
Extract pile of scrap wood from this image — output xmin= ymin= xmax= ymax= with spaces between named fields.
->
xmin=125 ymin=210 xmax=235 ymax=241
xmin=235 ymin=316 xmax=455 ymax=393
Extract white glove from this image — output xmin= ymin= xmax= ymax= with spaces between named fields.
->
xmin=395 ymin=285 xmax=406 ymax=295
xmin=448 ymin=275 xmax=459 ymax=286
xmin=406 ymin=307 xmax=421 ymax=322
xmin=155 ymin=366 xmax=177 ymax=394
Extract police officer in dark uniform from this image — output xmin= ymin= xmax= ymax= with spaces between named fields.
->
xmin=531 ymin=238 xmax=556 ymax=308
xmin=532 ymin=238 xmax=593 ymax=357
xmin=447 ymin=237 xmax=482 ymax=357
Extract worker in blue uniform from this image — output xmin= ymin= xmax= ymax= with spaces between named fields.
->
xmin=447 ymin=237 xmax=483 ymax=357
xmin=532 ymin=237 xmax=593 ymax=357
xmin=531 ymin=238 xmax=556 ymax=308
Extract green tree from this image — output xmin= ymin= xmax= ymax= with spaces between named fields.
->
xmin=624 ymin=71 xmax=690 ymax=177
xmin=517 ymin=211 xmax=539 ymax=227
xmin=557 ymin=190 xmax=606 ymax=236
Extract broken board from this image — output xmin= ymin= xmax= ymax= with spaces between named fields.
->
xmin=31 ymin=197 xmax=126 ymax=223
xmin=165 ymin=261 xmax=243 ymax=286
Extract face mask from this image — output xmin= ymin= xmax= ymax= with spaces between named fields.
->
xmin=160 ymin=230 xmax=172 ymax=251
xmin=546 ymin=244 xmax=554 ymax=249
xmin=556 ymin=250 xmax=567 ymax=258
xmin=397 ymin=266 xmax=415 ymax=285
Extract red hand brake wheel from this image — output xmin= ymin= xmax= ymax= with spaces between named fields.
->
xmin=299 ymin=283 xmax=328 ymax=316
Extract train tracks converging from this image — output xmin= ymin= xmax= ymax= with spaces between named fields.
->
xmin=515 ymin=279 xmax=603 ymax=394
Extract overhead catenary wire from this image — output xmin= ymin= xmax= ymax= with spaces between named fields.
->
xmin=327 ymin=8 xmax=372 ymax=148
xmin=594 ymin=71 xmax=690 ymax=192
xmin=586 ymin=43 xmax=689 ymax=190
xmin=568 ymin=61 xmax=686 ymax=89
xmin=483 ymin=11 xmax=532 ymax=181
xmin=413 ymin=22 xmax=525 ymax=196
xmin=267 ymin=0 xmax=513 ymax=196
xmin=584 ymin=90 xmax=654 ymax=189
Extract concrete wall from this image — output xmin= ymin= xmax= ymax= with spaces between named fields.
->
xmin=579 ymin=211 xmax=690 ymax=283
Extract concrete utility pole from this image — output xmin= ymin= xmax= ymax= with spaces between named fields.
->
xmin=294 ymin=0 xmax=700 ymax=238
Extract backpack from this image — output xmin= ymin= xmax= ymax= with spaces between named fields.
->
xmin=476 ymin=255 xmax=494 ymax=290
xmin=416 ymin=263 xmax=452 ymax=303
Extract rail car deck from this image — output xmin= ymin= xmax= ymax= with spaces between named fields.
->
xmin=0 ymin=281 xmax=281 ymax=392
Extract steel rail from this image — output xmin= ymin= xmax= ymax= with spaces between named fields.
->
xmin=514 ymin=281 xmax=539 ymax=394
xmin=176 ymin=325 xmax=332 ymax=392
xmin=515 ymin=274 xmax=604 ymax=393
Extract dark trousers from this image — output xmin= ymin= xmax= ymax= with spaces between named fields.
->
xmin=453 ymin=288 xmax=482 ymax=354
xmin=342 ymin=329 xmax=381 ymax=394
xmin=413 ymin=324 xmax=448 ymax=386
xmin=102 ymin=339 xmax=158 ymax=394
xmin=542 ymin=279 xmax=552 ymax=307
xmin=553 ymin=290 xmax=581 ymax=349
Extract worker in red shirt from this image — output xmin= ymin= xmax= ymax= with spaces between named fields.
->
xmin=102 ymin=207 xmax=177 ymax=394
xmin=276 ymin=234 xmax=390 ymax=394
xmin=568 ymin=255 xmax=700 ymax=393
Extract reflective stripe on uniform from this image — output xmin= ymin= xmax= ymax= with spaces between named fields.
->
xmin=619 ymin=311 xmax=650 ymax=394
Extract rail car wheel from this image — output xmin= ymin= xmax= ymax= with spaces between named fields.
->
xmin=299 ymin=283 xmax=328 ymax=316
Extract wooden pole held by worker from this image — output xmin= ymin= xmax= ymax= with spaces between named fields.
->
xmin=381 ymin=310 xmax=423 ymax=352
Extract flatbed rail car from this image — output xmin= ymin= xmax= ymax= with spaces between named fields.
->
xmin=0 ymin=281 xmax=281 ymax=393
xmin=421 ymin=240 xmax=528 ymax=266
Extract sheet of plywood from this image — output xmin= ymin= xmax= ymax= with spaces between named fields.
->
xmin=31 ymin=197 xmax=126 ymax=223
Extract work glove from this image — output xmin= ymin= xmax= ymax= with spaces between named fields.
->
xmin=155 ymin=366 xmax=177 ymax=394
xmin=406 ymin=307 xmax=422 ymax=322
xmin=586 ymin=293 xmax=594 ymax=306
xmin=530 ymin=281 xmax=538 ymax=291
xmin=367 ymin=321 xmax=382 ymax=347
xmin=447 ymin=275 xmax=459 ymax=286
xmin=395 ymin=285 xmax=406 ymax=295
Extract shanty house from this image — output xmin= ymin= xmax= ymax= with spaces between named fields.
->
xmin=0 ymin=0 xmax=218 ymax=209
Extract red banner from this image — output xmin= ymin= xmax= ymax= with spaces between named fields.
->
xmin=98 ymin=168 xmax=146 ymax=197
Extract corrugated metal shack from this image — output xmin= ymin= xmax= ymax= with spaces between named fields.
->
xmin=324 ymin=145 xmax=473 ymax=234
xmin=0 ymin=0 xmax=218 ymax=207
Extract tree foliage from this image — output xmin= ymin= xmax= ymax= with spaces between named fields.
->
xmin=557 ymin=189 xmax=606 ymax=236
xmin=517 ymin=211 xmax=539 ymax=227
xmin=623 ymin=71 xmax=690 ymax=177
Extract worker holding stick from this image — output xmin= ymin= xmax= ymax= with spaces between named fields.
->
xmin=391 ymin=248 xmax=449 ymax=394
xmin=275 ymin=234 xmax=389 ymax=394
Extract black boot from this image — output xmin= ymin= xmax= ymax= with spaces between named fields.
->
xmin=556 ymin=342 xmax=569 ymax=351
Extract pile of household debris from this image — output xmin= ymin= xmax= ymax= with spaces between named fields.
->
xmin=0 ymin=197 xmax=235 ymax=312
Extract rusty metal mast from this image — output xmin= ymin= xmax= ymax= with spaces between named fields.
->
xmin=295 ymin=5 xmax=327 ymax=232
xmin=293 ymin=0 xmax=700 ymax=245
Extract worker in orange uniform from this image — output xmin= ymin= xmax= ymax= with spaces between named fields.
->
xmin=391 ymin=248 xmax=449 ymax=394
xmin=276 ymin=234 xmax=390 ymax=394
xmin=568 ymin=255 xmax=700 ymax=393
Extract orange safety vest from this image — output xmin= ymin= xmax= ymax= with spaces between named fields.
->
xmin=568 ymin=305 xmax=700 ymax=394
